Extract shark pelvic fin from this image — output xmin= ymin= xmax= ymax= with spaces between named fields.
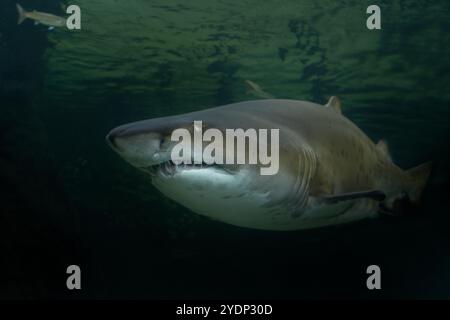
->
xmin=406 ymin=161 xmax=432 ymax=204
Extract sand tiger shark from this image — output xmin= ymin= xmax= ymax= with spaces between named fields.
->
xmin=106 ymin=89 xmax=431 ymax=231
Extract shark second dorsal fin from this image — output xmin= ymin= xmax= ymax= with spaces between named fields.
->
xmin=325 ymin=96 xmax=342 ymax=114
xmin=376 ymin=140 xmax=392 ymax=162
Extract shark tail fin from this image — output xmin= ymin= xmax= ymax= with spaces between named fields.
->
xmin=406 ymin=161 xmax=432 ymax=204
xmin=17 ymin=3 xmax=27 ymax=25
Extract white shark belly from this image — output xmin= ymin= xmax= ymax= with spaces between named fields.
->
xmin=152 ymin=167 xmax=279 ymax=230
xmin=152 ymin=167 xmax=379 ymax=231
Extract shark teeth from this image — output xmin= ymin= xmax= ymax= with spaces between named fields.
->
xmin=144 ymin=160 xmax=217 ymax=178
xmin=160 ymin=161 xmax=177 ymax=177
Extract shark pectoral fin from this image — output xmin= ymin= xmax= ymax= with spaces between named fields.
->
xmin=319 ymin=190 xmax=386 ymax=204
xmin=325 ymin=96 xmax=342 ymax=114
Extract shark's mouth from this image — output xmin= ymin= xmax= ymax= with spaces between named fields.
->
xmin=141 ymin=160 xmax=224 ymax=178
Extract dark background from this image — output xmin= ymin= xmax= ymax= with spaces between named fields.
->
xmin=1 ymin=0 xmax=450 ymax=299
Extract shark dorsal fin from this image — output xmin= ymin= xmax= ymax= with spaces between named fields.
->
xmin=376 ymin=140 xmax=392 ymax=162
xmin=325 ymin=96 xmax=342 ymax=114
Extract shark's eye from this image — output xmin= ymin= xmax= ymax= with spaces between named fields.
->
xmin=160 ymin=137 xmax=165 ymax=146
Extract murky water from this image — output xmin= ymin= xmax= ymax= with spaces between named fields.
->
xmin=1 ymin=0 xmax=450 ymax=298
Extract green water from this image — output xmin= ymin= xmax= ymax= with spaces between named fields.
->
xmin=1 ymin=0 xmax=450 ymax=298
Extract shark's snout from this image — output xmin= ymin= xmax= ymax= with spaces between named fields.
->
xmin=106 ymin=124 xmax=169 ymax=168
xmin=106 ymin=130 xmax=118 ymax=149
xmin=106 ymin=125 xmax=131 ymax=151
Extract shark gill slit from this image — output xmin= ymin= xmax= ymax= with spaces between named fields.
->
xmin=291 ymin=146 xmax=316 ymax=217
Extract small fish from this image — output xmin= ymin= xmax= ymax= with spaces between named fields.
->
xmin=16 ymin=3 xmax=66 ymax=28
xmin=245 ymin=79 xmax=274 ymax=99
